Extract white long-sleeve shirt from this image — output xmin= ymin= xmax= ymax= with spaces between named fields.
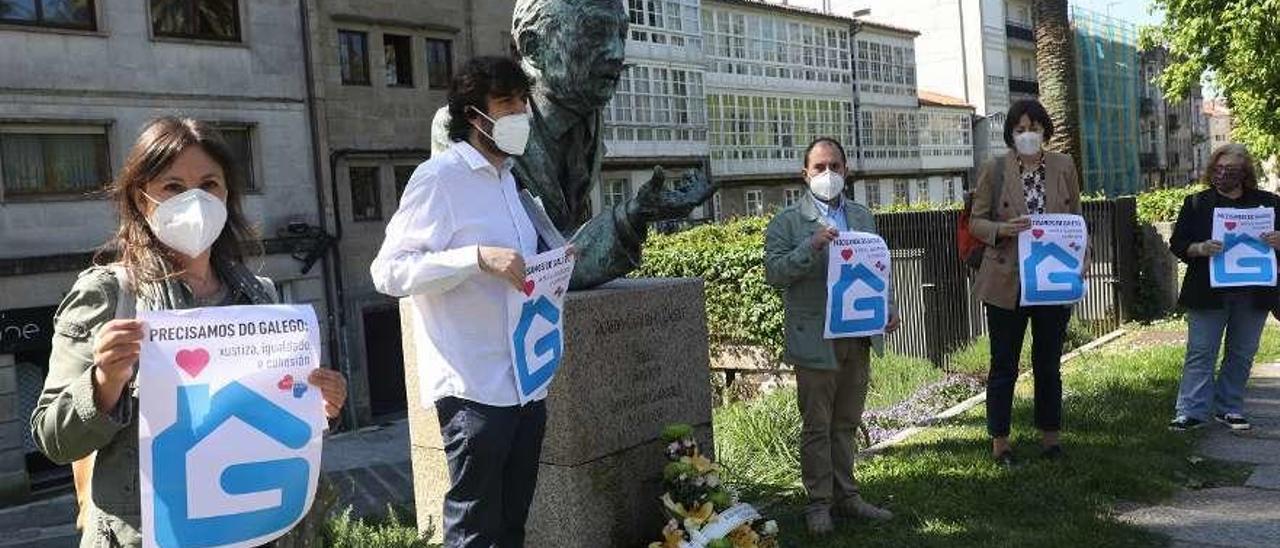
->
xmin=370 ymin=141 xmax=540 ymax=407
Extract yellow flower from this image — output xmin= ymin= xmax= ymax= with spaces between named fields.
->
xmin=728 ymin=524 xmax=760 ymax=547
xmin=682 ymin=454 xmax=719 ymax=474
xmin=686 ymin=501 xmax=715 ymax=525
xmin=655 ymin=520 xmax=684 ymax=548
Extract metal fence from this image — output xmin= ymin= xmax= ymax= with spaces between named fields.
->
xmin=876 ymin=197 xmax=1139 ymax=369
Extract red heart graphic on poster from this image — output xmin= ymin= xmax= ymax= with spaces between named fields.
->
xmin=277 ymin=374 xmax=294 ymax=391
xmin=841 ymin=248 xmax=853 ymax=261
xmin=175 ymin=349 xmax=209 ymax=378
xmin=1226 ymin=221 xmax=1238 ymax=231
xmin=523 ymin=279 xmax=536 ymax=296
xmin=1032 ymin=229 xmax=1045 ymax=239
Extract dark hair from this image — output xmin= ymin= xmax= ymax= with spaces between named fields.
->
xmin=804 ymin=137 xmax=848 ymax=168
xmin=100 ymin=116 xmax=259 ymax=289
xmin=447 ymin=56 xmax=533 ymax=143
xmin=1003 ymin=99 xmax=1055 ymax=148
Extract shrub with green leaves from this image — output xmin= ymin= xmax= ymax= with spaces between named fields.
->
xmin=1136 ymin=184 xmax=1204 ymax=225
xmin=322 ymin=506 xmax=431 ymax=548
xmin=633 ymin=216 xmax=786 ymax=358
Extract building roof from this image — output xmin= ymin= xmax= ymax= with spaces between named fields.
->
xmin=918 ymin=90 xmax=974 ymax=109
xmin=707 ymin=0 xmax=921 ymax=36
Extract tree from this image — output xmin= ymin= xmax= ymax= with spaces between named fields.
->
xmin=1143 ymin=0 xmax=1280 ymax=158
xmin=1034 ymin=0 xmax=1083 ymax=172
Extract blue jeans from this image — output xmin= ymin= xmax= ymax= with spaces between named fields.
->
xmin=436 ymin=397 xmax=547 ymax=548
xmin=1176 ymin=294 xmax=1269 ymax=420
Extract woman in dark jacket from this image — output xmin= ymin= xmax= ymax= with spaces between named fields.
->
xmin=1169 ymin=143 xmax=1280 ymax=432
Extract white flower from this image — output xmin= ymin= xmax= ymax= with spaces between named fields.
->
xmin=762 ymin=520 xmax=779 ymax=535
xmin=706 ymin=474 xmax=721 ymax=488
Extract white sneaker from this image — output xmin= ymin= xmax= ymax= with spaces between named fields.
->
xmin=1214 ymin=413 xmax=1252 ymax=431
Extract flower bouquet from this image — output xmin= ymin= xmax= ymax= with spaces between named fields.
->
xmin=648 ymin=424 xmax=778 ymax=548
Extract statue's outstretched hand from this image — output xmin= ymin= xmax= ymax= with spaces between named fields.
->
xmin=628 ymin=166 xmax=719 ymax=224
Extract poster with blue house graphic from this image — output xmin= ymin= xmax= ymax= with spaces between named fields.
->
xmin=1210 ymin=207 xmax=1277 ymax=288
xmin=507 ymin=246 xmax=575 ymax=404
xmin=825 ymin=231 xmax=892 ymax=339
xmin=138 ymin=305 xmax=326 ymax=548
xmin=1018 ymin=214 xmax=1089 ymax=307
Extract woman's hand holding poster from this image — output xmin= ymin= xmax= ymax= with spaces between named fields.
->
xmin=137 ymin=304 xmax=325 ymax=548
xmin=1018 ymin=214 xmax=1088 ymax=307
xmin=1210 ymin=207 xmax=1277 ymax=288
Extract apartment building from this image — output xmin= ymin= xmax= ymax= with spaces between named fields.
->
xmin=1140 ymin=46 xmax=1210 ymax=188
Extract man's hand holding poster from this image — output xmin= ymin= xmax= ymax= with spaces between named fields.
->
xmin=825 ymin=232 xmax=892 ymax=339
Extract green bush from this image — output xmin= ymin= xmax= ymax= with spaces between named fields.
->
xmin=1136 ymin=184 xmax=1204 ymax=224
xmin=633 ymin=216 xmax=785 ymax=358
xmin=322 ymin=506 xmax=432 ymax=548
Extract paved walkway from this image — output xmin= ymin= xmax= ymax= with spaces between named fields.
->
xmin=1120 ymin=362 xmax=1280 ymax=547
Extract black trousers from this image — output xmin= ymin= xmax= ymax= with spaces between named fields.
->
xmin=436 ymin=397 xmax=547 ymax=548
xmin=985 ymin=304 xmax=1073 ymax=438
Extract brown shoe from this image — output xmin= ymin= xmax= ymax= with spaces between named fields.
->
xmin=834 ymin=495 xmax=894 ymax=521
xmin=805 ymin=507 xmax=835 ymax=535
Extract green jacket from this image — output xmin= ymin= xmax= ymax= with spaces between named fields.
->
xmin=764 ymin=195 xmax=895 ymax=369
xmin=29 ymin=265 xmax=307 ymax=548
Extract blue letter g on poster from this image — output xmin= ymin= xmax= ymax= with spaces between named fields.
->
xmin=828 ymin=263 xmax=886 ymax=334
xmin=512 ymin=296 xmax=563 ymax=398
xmin=152 ymin=383 xmax=312 ymax=548
xmin=1022 ymin=242 xmax=1083 ymax=304
xmin=1213 ymin=233 xmax=1275 ymax=285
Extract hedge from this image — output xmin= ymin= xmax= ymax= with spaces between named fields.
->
xmin=1136 ymin=184 xmax=1204 ymax=224
xmin=631 ymin=216 xmax=785 ymax=358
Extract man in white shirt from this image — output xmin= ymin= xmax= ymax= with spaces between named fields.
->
xmin=370 ymin=57 xmax=547 ymax=548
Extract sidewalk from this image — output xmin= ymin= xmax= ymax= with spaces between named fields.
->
xmin=1120 ymin=362 xmax=1280 ymax=547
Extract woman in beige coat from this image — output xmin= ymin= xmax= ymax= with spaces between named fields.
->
xmin=969 ymin=100 xmax=1084 ymax=466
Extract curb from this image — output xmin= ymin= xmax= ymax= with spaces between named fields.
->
xmin=859 ymin=328 xmax=1129 ymax=457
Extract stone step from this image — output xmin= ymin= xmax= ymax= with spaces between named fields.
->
xmin=0 ymin=524 xmax=78 ymax=548
xmin=0 ymin=494 xmax=76 ymax=532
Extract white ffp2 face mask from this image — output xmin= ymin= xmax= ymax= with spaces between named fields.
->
xmin=808 ymin=170 xmax=845 ymax=201
xmin=471 ymin=107 xmax=531 ymax=156
xmin=143 ymin=188 xmax=228 ymax=258
xmin=1014 ymin=131 xmax=1044 ymax=156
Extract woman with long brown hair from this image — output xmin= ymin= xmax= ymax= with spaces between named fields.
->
xmin=1168 ymin=143 xmax=1280 ymax=432
xmin=30 ymin=116 xmax=347 ymax=546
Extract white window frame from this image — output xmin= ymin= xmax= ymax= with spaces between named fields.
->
xmin=744 ymin=189 xmax=763 ymax=216
xmin=783 ymin=187 xmax=802 ymax=207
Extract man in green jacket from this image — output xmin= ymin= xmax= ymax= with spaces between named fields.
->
xmin=764 ymin=137 xmax=899 ymax=535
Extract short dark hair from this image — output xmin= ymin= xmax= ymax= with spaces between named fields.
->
xmin=1003 ymin=99 xmax=1055 ymax=148
xmin=804 ymin=137 xmax=848 ymax=168
xmin=447 ymin=57 xmax=533 ymax=143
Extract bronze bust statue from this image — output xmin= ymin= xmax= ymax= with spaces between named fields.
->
xmin=510 ymin=0 xmax=718 ymax=289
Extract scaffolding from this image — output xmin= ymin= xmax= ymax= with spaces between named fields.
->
xmin=1072 ymin=6 xmax=1142 ymax=196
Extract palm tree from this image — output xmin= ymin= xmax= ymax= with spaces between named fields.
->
xmin=1033 ymin=0 xmax=1082 ymax=173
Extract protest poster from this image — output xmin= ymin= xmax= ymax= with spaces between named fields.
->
xmin=507 ymin=246 xmax=576 ymax=403
xmin=138 ymin=305 xmax=325 ymax=548
xmin=1210 ymin=207 xmax=1277 ymax=288
xmin=1018 ymin=214 xmax=1088 ymax=306
xmin=824 ymin=231 xmax=891 ymax=339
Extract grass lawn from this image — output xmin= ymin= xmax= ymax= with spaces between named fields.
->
xmin=717 ymin=325 xmax=1261 ymax=547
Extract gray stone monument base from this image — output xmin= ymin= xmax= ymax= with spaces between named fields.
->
xmin=401 ymin=278 xmax=715 ymax=546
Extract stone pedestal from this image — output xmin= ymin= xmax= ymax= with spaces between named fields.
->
xmin=401 ymin=278 xmax=715 ymax=546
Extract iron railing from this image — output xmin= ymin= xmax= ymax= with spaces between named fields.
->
xmin=874 ymin=197 xmax=1139 ymax=369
